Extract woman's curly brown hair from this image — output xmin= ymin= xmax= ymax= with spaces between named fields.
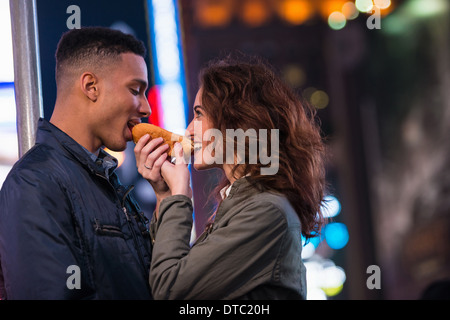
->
xmin=199 ymin=55 xmax=327 ymax=239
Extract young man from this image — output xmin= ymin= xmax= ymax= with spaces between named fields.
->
xmin=0 ymin=27 xmax=153 ymax=299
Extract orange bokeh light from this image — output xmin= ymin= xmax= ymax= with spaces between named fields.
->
xmin=379 ymin=1 xmax=395 ymax=16
xmin=195 ymin=0 xmax=234 ymax=27
xmin=318 ymin=0 xmax=348 ymax=20
xmin=276 ymin=0 xmax=315 ymax=25
xmin=240 ymin=0 xmax=271 ymax=27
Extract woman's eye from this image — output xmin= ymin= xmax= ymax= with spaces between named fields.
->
xmin=130 ymin=89 xmax=140 ymax=96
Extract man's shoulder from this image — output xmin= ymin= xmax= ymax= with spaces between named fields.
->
xmin=16 ymin=142 xmax=61 ymax=168
xmin=6 ymin=143 xmax=69 ymax=183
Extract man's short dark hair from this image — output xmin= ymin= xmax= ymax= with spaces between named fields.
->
xmin=55 ymin=26 xmax=146 ymax=85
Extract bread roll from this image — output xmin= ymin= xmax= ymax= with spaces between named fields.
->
xmin=132 ymin=123 xmax=193 ymax=157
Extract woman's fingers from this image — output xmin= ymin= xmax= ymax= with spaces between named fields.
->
xmin=161 ymin=143 xmax=192 ymax=197
xmin=173 ymin=142 xmax=187 ymax=165
xmin=152 ymin=151 xmax=168 ymax=171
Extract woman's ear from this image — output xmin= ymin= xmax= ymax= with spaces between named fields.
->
xmin=80 ymin=72 xmax=99 ymax=102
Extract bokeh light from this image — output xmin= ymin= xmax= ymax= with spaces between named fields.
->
xmin=103 ymin=148 xmax=126 ymax=167
xmin=305 ymin=259 xmax=346 ymax=299
xmin=276 ymin=0 xmax=314 ymax=25
xmin=282 ymin=64 xmax=306 ymax=88
xmin=405 ymin=0 xmax=448 ymax=18
xmin=374 ymin=0 xmax=391 ymax=10
xmin=328 ymin=11 xmax=346 ymax=30
xmin=342 ymin=1 xmax=359 ymax=20
xmin=320 ymin=265 xmax=346 ymax=296
xmin=239 ymin=0 xmax=271 ymax=27
xmin=325 ymin=222 xmax=349 ymax=249
xmin=355 ymin=0 xmax=374 ymax=12
xmin=318 ymin=0 xmax=348 ymax=20
xmin=310 ymin=89 xmax=330 ymax=109
xmin=195 ymin=0 xmax=234 ymax=27
xmin=321 ymin=195 xmax=342 ymax=218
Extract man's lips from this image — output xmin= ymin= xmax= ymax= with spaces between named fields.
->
xmin=127 ymin=120 xmax=141 ymax=138
xmin=127 ymin=120 xmax=141 ymax=130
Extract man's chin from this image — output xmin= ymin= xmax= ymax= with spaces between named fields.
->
xmin=103 ymin=142 xmax=127 ymax=153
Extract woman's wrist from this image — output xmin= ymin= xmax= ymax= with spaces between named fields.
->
xmin=171 ymin=185 xmax=191 ymax=197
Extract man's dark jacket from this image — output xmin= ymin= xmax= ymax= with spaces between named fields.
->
xmin=0 ymin=119 xmax=152 ymax=299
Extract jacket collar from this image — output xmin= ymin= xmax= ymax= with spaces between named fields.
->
xmin=35 ymin=118 xmax=117 ymax=177
xmin=224 ymin=176 xmax=258 ymax=200
xmin=212 ymin=177 xmax=260 ymax=223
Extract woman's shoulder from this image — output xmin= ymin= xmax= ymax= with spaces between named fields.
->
xmin=238 ymin=188 xmax=301 ymax=227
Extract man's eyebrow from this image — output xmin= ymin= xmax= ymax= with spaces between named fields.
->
xmin=130 ymin=78 xmax=148 ymax=88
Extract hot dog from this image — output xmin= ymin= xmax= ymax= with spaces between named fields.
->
xmin=132 ymin=123 xmax=194 ymax=157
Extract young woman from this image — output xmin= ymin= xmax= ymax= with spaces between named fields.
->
xmin=135 ymin=57 xmax=327 ymax=300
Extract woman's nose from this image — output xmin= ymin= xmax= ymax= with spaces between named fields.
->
xmin=186 ymin=119 xmax=195 ymax=136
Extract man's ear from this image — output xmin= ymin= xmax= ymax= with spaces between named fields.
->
xmin=80 ymin=72 xmax=99 ymax=102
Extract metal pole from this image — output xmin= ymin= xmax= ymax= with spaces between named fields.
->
xmin=9 ymin=0 xmax=43 ymax=157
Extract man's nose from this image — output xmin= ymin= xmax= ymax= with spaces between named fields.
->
xmin=140 ymin=96 xmax=151 ymax=118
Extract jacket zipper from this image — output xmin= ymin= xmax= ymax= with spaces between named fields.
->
xmin=94 ymin=172 xmax=148 ymax=272
xmin=122 ymin=206 xmax=147 ymax=270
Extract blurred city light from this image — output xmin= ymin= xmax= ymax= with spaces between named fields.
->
xmin=342 ymin=1 xmax=359 ymax=20
xmin=320 ymin=264 xmax=347 ymax=296
xmin=148 ymin=0 xmax=188 ymax=135
xmin=374 ymin=0 xmax=391 ymax=10
xmin=190 ymin=0 xmax=397 ymax=31
xmin=0 ymin=0 xmax=17 ymax=189
xmin=276 ymin=0 xmax=314 ymax=25
xmin=321 ymin=195 xmax=342 ymax=218
xmin=355 ymin=0 xmax=374 ymax=12
xmin=318 ymin=0 xmax=348 ymax=20
xmin=282 ymin=64 xmax=306 ymax=88
xmin=195 ymin=0 xmax=234 ymax=27
xmin=328 ymin=11 xmax=347 ymax=30
xmin=305 ymin=259 xmax=347 ymax=299
xmin=310 ymin=89 xmax=330 ymax=109
xmin=405 ymin=0 xmax=448 ymax=18
xmin=239 ymin=0 xmax=271 ymax=27
xmin=103 ymin=148 xmax=126 ymax=167
xmin=325 ymin=222 xmax=350 ymax=250
xmin=302 ymin=194 xmax=347 ymax=298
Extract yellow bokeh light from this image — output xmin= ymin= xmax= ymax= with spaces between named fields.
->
xmin=310 ymin=89 xmax=330 ymax=108
xmin=283 ymin=64 xmax=306 ymax=88
xmin=103 ymin=148 xmax=126 ymax=168
xmin=321 ymin=284 xmax=344 ymax=296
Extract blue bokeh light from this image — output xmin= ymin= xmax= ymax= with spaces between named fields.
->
xmin=324 ymin=222 xmax=349 ymax=250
